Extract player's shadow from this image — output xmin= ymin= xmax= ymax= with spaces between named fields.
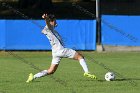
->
xmin=115 ymin=78 xmax=140 ymax=81
xmin=97 ymin=78 xmax=140 ymax=82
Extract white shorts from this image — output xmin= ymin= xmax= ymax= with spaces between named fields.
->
xmin=51 ymin=48 xmax=76 ymax=64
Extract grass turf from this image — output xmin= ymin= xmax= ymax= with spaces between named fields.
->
xmin=0 ymin=51 xmax=140 ymax=93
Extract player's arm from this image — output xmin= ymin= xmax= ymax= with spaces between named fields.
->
xmin=42 ymin=14 xmax=52 ymax=30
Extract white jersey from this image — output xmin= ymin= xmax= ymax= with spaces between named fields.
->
xmin=42 ymin=25 xmax=76 ymax=64
xmin=42 ymin=25 xmax=64 ymax=52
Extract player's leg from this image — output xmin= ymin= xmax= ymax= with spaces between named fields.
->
xmin=62 ymin=48 xmax=89 ymax=73
xmin=73 ymin=52 xmax=89 ymax=73
xmin=73 ymin=52 xmax=97 ymax=79
xmin=62 ymin=48 xmax=96 ymax=79
xmin=26 ymin=57 xmax=60 ymax=83
xmin=33 ymin=64 xmax=59 ymax=78
xmin=33 ymin=56 xmax=60 ymax=78
xmin=26 ymin=64 xmax=58 ymax=83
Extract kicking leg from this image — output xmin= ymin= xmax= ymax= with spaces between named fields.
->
xmin=73 ymin=52 xmax=89 ymax=73
xmin=62 ymin=48 xmax=96 ymax=79
xmin=61 ymin=48 xmax=89 ymax=73
xmin=73 ymin=52 xmax=97 ymax=79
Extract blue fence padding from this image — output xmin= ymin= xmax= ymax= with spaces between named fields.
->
xmin=0 ymin=20 xmax=96 ymax=50
xmin=55 ymin=20 xmax=96 ymax=50
xmin=0 ymin=20 xmax=5 ymax=49
xmin=102 ymin=15 xmax=140 ymax=46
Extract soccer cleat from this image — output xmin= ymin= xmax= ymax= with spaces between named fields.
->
xmin=84 ymin=72 xmax=97 ymax=79
xmin=26 ymin=73 xmax=34 ymax=83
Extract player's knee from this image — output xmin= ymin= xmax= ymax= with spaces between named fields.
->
xmin=78 ymin=54 xmax=84 ymax=60
xmin=47 ymin=69 xmax=55 ymax=75
xmin=75 ymin=52 xmax=84 ymax=60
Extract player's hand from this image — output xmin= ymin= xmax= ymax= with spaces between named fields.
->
xmin=42 ymin=14 xmax=48 ymax=19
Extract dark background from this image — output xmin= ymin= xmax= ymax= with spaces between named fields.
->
xmin=0 ymin=0 xmax=140 ymax=19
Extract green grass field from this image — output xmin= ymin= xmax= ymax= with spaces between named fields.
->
xmin=0 ymin=51 xmax=140 ymax=93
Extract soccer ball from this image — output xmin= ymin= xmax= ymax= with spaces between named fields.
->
xmin=105 ymin=72 xmax=115 ymax=81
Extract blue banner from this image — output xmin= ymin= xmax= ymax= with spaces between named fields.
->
xmin=102 ymin=15 xmax=140 ymax=46
xmin=0 ymin=20 xmax=5 ymax=49
xmin=0 ymin=20 xmax=96 ymax=50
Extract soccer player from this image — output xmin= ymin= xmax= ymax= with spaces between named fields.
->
xmin=26 ymin=14 xmax=97 ymax=83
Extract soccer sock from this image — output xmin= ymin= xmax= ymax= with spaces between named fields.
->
xmin=34 ymin=70 xmax=48 ymax=79
xmin=79 ymin=59 xmax=89 ymax=73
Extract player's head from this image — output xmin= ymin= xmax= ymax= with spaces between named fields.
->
xmin=48 ymin=14 xmax=57 ymax=27
xmin=48 ymin=14 xmax=56 ymax=22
